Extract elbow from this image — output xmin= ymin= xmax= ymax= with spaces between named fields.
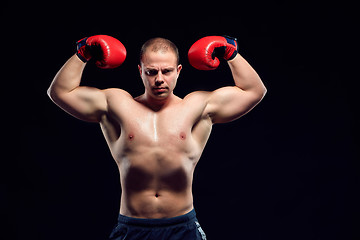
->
xmin=261 ymin=85 xmax=267 ymax=98
xmin=47 ymin=86 xmax=55 ymax=101
xmin=259 ymin=76 xmax=267 ymax=96
xmin=46 ymin=87 xmax=52 ymax=99
xmin=47 ymin=86 xmax=61 ymax=103
xmin=255 ymin=84 xmax=267 ymax=102
xmin=259 ymin=76 xmax=267 ymax=97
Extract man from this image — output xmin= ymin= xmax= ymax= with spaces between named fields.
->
xmin=47 ymin=35 xmax=266 ymax=239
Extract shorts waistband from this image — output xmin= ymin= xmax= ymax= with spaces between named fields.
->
xmin=117 ymin=209 xmax=196 ymax=227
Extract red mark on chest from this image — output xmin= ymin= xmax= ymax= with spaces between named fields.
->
xmin=180 ymin=132 xmax=186 ymax=140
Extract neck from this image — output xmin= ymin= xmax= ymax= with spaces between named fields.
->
xmin=140 ymin=92 xmax=177 ymax=112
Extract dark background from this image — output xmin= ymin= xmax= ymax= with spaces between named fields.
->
xmin=2 ymin=1 xmax=358 ymax=239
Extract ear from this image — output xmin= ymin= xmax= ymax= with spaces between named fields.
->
xmin=138 ymin=64 xmax=142 ymax=79
xmin=177 ymin=64 xmax=182 ymax=75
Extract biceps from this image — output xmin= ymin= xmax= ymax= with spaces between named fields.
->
xmin=51 ymin=86 xmax=107 ymax=122
xmin=206 ymin=86 xmax=261 ymax=123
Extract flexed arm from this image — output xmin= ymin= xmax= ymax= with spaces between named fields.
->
xmin=188 ymin=36 xmax=267 ymax=123
xmin=47 ymin=35 xmax=126 ymax=122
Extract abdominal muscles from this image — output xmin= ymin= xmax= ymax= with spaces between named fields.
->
xmin=118 ymin=147 xmax=196 ymax=218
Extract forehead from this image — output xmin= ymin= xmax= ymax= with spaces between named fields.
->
xmin=141 ymin=51 xmax=178 ymax=68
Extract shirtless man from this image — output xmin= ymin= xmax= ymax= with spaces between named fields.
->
xmin=47 ymin=35 xmax=266 ymax=240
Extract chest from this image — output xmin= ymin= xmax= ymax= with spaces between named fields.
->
xmin=102 ymin=95 xmax=212 ymax=156
xmin=122 ymin=107 xmax=194 ymax=146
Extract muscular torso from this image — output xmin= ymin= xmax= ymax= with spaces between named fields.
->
xmin=99 ymin=89 xmax=212 ymax=218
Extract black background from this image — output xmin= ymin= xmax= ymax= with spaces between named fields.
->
xmin=1 ymin=1 xmax=358 ymax=239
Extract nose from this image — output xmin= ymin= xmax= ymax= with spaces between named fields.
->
xmin=155 ymin=72 xmax=164 ymax=86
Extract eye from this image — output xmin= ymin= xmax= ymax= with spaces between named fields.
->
xmin=162 ymin=69 xmax=173 ymax=75
xmin=145 ymin=69 xmax=158 ymax=76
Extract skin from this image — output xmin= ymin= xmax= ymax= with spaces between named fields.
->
xmin=48 ymin=44 xmax=266 ymax=218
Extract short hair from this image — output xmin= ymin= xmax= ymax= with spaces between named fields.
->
xmin=139 ymin=37 xmax=180 ymax=65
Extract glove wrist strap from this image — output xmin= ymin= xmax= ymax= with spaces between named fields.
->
xmin=76 ymin=37 xmax=91 ymax=63
xmin=223 ymin=36 xmax=238 ymax=61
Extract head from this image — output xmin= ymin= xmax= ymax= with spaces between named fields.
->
xmin=138 ymin=38 xmax=182 ymax=101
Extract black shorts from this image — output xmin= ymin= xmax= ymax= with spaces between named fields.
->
xmin=109 ymin=209 xmax=207 ymax=240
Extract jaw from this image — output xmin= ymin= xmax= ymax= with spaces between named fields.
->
xmin=146 ymin=87 xmax=172 ymax=100
xmin=141 ymin=90 xmax=175 ymax=110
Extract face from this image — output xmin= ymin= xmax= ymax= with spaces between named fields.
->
xmin=139 ymin=50 xmax=182 ymax=100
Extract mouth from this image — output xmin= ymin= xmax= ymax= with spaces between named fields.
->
xmin=153 ymin=87 xmax=168 ymax=93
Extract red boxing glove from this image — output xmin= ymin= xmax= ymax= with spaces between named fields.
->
xmin=76 ymin=35 xmax=126 ymax=69
xmin=188 ymin=36 xmax=238 ymax=70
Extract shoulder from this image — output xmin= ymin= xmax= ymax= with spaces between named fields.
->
xmin=102 ymin=88 xmax=138 ymax=114
xmin=183 ymin=91 xmax=211 ymax=103
xmin=183 ymin=91 xmax=213 ymax=113
xmin=102 ymin=88 xmax=134 ymax=103
xmin=181 ymin=91 xmax=213 ymax=120
xmin=103 ymin=88 xmax=132 ymax=97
